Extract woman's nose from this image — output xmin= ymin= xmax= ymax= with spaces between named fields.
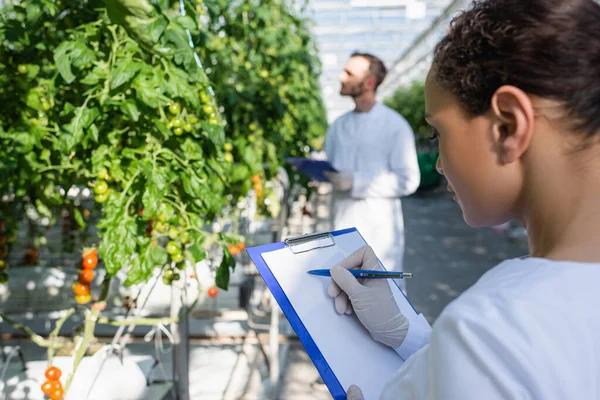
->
xmin=436 ymin=156 xmax=444 ymax=175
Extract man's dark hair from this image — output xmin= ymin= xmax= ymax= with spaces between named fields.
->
xmin=432 ymin=0 xmax=600 ymax=139
xmin=351 ymin=52 xmax=387 ymax=90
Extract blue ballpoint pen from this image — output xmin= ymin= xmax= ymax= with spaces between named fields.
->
xmin=307 ymin=269 xmax=413 ymax=279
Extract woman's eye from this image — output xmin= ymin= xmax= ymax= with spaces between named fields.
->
xmin=429 ymin=129 xmax=440 ymax=143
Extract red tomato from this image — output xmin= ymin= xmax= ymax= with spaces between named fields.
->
xmin=45 ymin=366 xmax=62 ymax=380
xmin=208 ymin=287 xmax=218 ymax=298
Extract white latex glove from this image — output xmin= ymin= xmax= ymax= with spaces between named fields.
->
xmin=328 ymin=245 xmax=409 ymax=348
xmin=347 ymin=385 xmax=365 ymax=400
xmin=324 ymin=170 xmax=353 ymax=191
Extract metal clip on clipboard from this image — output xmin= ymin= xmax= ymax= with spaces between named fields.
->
xmin=284 ymin=231 xmax=336 ymax=254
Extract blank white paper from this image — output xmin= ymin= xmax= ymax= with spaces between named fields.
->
xmin=261 ymin=230 xmax=418 ymax=400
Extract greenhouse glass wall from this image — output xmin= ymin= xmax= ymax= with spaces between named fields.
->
xmin=306 ymin=0 xmax=453 ymax=121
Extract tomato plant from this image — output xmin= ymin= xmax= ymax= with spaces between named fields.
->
xmin=194 ymin=0 xmax=328 ymax=215
xmin=0 ymin=0 xmax=238 ymax=287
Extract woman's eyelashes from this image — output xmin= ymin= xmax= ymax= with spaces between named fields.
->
xmin=429 ymin=129 xmax=440 ymax=143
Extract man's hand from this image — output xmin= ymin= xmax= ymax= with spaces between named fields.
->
xmin=324 ymin=171 xmax=353 ymax=191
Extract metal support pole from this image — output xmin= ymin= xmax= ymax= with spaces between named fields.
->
xmin=171 ymin=281 xmax=190 ymax=400
xmin=268 ymin=169 xmax=291 ymax=398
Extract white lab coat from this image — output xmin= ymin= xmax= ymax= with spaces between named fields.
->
xmin=324 ymin=103 xmax=420 ymax=287
xmin=381 ymin=257 xmax=600 ymax=399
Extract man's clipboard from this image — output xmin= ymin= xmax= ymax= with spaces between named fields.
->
xmin=286 ymin=157 xmax=337 ymax=182
xmin=246 ymin=228 xmax=421 ymax=400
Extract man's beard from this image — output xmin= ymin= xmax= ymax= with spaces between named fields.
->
xmin=340 ymin=80 xmax=368 ymax=98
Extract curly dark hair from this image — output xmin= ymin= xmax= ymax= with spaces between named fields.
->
xmin=432 ymin=0 xmax=600 ymax=138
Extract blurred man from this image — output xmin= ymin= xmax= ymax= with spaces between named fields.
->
xmin=324 ymin=53 xmax=420 ymax=292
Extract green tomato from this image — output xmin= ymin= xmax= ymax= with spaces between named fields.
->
xmin=173 ymin=127 xmax=184 ymax=136
xmin=171 ymin=252 xmax=184 ymax=263
xmin=248 ymin=135 xmax=256 ymax=143
xmin=168 ymin=102 xmax=181 ymax=115
xmin=179 ymin=231 xmax=191 ymax=244
xmin=172 ymin=118 xmax=183 ymax=128
xmin=166 ymin=121 xmax=174 ymax=129
xmin=224 ymin=152 xmax=234 ymax=163
xmin=166 ymin=241 xmax=181 ymax=255
xmin=94 ymin=191 xmax=109 ymax=203
xmin=17 ymin=64 xmax=27 ymax=74
xmin=164 ymin=269 xmax=175 ymax=279
xmin=0 ymin=260 xmax=7 ymax=271
xmin=94 ymin=181 xmax=109 ymax=194
xmin=209 ymin=117 xmax=219 ymax=125
xmin=248 ymin=123 xmax=257 ymax=131
xmin=41 ymin=101 xmax=51 ymax=111
xmin=175 ymin=262 xmax=186 ymax=270
xmin=97 ymin=168 xmax=109 ymax=181
xmin=162 ymin=275 xmax=172 ymax=285
xmin=259 ymin=70 xmax=269 ymax=79
xmin=154 ymin=221 xmax=168 ymax=233
xmin=203 ymin=105 xmax=214 ymax=114
xmin=223 ymin=143 xmax=233 ymax=152
xmin=168 ymin=227 xmax=179 ymax=240
xmin=183 ymin=123 xmax=193 ymax=133
xmin=188 ymin=115 xmax=199 ymax=124
xmin=0 ymin=272 xmax=8 ymax=284
xmin=178 ymin=217 xmax=188 ymax=228
xmin=173 ymin=273 xmax=181 ymax=281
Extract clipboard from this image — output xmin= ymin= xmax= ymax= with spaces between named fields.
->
xmin=246 ymin=228 xmax=421 ymax=400
xmin=286 ymin=157 xmax=338 ymax=182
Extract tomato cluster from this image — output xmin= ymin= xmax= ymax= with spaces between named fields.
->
xmin=41 ymin=366 xmax=63 ymax=400
xmin=251 ymin=174 xmax=264 ymax=203
xmin=93 ymin=169 xmax=111 ymax=203
xmin=72 ymin=248 xmax=98 ymax=304
xmin=227 ymin=242 xmax=246 ymax=256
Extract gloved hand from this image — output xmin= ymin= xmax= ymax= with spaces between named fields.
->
xmin=323 ymin=171 xmax=353 ymax=191
xmin=328 ymin=245 xmax=409 ymax=348
xmin=347 ymin=385 xmax=365 ymax=400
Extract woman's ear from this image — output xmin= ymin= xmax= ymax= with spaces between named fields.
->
xmin=490 ymin=85 xmax=535 ymax=164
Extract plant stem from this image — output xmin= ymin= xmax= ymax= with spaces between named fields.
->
xmin=48 ymin=308 xmax=76 ymax=365
xmin=96 ymin=316 xmax=178 ymax=326
xmin=0 ymin=314 xmax=67 ymax=349
xmin=63 ymin=308 xmax=100 ymax=394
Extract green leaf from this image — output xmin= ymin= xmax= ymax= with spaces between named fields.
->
xmin=142 ymin=166 xmax=168 ymax=217
xmin=120 ymin=100 xmax=141 ymax=121
xmin=35 ymin=200 xmax=52 ymax=218
xmin=175 ymin=15 xmax=197 ymax=31
xmin=25 ymin=90 xmax=41 ymax=110
xmin=182 ymin=174 xmax=203 ymax=198
xmin=187 ymin=244 xmax=206 ymax=263
xmin=231 ymin=164 xmax=249 ymax=182
xmin=81 ymin=66 xmax=106 ymax=85
xmin=181 ymin=138 xmax=203 ymax=160
xmin=216 ymin=243 xmax=235 ymax=290
xmin=53 ymin=41 xmax=76 ymax=83
xmin=110 ymin=57 xmax=142 ymax=90
xmin=149 ymin=243 xmax=169 ymax=265
xmin=132 ymin=68 xmax=170 ymax=108
xmin=73 ymin=208 xmax=87 ymax=229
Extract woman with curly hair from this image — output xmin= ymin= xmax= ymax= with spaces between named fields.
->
xmin=327 ymin=0 xmax=600 ymax=398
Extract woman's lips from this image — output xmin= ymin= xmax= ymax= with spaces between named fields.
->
xmin=447 ymin=186 xmax=457 ymax=202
